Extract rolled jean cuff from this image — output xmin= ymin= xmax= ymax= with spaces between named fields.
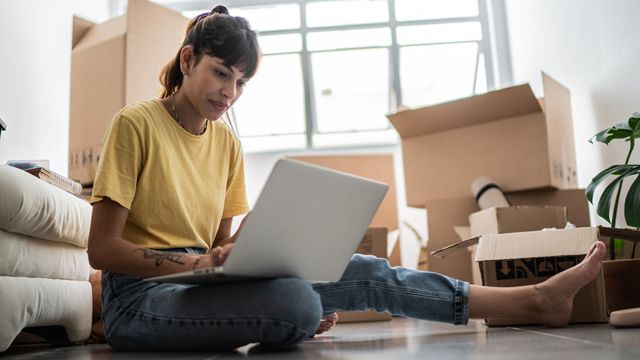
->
xmin=453 ymin=280 xmax=470 ymax=325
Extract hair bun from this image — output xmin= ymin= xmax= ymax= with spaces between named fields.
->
xmin=211 ymin=5 xmax=229 ymax=15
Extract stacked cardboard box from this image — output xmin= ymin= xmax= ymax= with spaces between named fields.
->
xmin=387 ymin=73 xmax=611 ymax=325
xmin=387 ymin=73 xmax=585 ymax=283
xmin=69 ymin=0 xmax=187 ymax=184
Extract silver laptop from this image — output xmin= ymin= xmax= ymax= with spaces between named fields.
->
xmin=146 ymin=158 xmax=388 ymax=285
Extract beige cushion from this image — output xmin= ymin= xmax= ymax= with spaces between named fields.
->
xmin=0 ymin=165 xmax=91 ymax=248
xmin=0 ymin=229 xmax=90 ymax=281
xmin=0 ymin=276 xmax=92 ymax=352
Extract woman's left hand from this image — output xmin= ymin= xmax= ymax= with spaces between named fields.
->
xmin=209 ymin=243 xmax=234 ymax=266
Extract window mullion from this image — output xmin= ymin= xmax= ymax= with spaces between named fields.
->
xmin=299 ymin=2 xmax=315 ymax=149
xmin=388 ymin=0 xmax=401 ymax=111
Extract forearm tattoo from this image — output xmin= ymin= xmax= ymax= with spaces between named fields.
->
xmin=134 ymin=248 xmax=185 ymax=267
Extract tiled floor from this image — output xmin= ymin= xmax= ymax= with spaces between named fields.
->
xmin=3 ymin=318 xmax=640 ymax=359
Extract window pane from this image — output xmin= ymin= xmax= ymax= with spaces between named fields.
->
xmin=312 ymin=48 xmax=390 ymax=133
xmin=400 ymin=43 xmax=478 ymax=107
xmin=233 ymin=54 xmax=306 ymax=137
xmin=307 ymin=28 xmax=391 ymax=51
xmin=395 ymin=0 xmax=479 ymax=21
xmin=306 ymin=0 xmax=389 ymax=27
xmin=229 ymin=4 xmax=301 ymax=31
xmin=241 ymin=134 xmax=307 ymax=153
xmin=396 ymin=22 xmax=482 ymax=45
xmin=259 ymin=34 xmax=303 ymax=54
xmin=313 ymin=129 xmax=398 ymax=148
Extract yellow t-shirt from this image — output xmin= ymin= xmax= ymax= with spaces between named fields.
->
xmin=91 ymin=100 xmax=250 ymax=250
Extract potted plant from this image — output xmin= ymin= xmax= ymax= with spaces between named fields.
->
xmin=586 ymin=112 xmax=640 ymax=312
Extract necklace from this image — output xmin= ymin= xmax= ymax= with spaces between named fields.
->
xmin=171 ymin=94 xmax=207 ymax=135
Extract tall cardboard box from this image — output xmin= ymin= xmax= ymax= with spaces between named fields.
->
xmin=338 ymin=227 xmax=393 ymax=323
xmin=69 ymin=0 xmax=187 ymax=184
xmin=433 ymin=227 xmax=608 ymax=326
xmin=387 ymin=73 xmax=577 ymax=206
xmin=423 ymin=188 xmax=590 ymax=283
xmin=290 ymin=154 xmax=399 ymax=231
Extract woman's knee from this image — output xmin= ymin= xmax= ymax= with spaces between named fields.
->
xmin=270 ymin=278 xmax=322 ymax=334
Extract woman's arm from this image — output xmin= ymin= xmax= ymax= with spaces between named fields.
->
xmin=87 ymin=198 xmax=227 ymax=277
xmin=212 ymin=215 xmax=249 ymax=248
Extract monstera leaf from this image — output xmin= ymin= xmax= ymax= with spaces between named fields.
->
xmin=587 ymin=113 xmax=640 ymax=259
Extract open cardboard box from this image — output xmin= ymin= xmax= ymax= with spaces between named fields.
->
xmin=432 ymin=226 xmax=640 ymax=326
xmin=423 ymin=188 xmax=590 ymax=283
xmin=387 ymin=73 xmax=577 ymax=207
xmin=69 ymin=0 xmax=187 ymax=184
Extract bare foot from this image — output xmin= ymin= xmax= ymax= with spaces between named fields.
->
xmin=315 ymin=312 xmax=338 ymax=335
xmin=533 ymin=241 xmax=606 ymax=327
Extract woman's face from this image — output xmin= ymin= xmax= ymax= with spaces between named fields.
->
xmin=183 ymin=51 xmax=250 ymax=121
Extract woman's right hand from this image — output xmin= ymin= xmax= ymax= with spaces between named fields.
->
xmin=195 ymin=243 xmax=235 ymax=270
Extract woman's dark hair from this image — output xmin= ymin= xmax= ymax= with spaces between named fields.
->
xmin=159 ymin=5 xmax=260 ymax=98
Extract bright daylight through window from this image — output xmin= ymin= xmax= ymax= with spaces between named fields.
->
xmin=177 ymin=0 xmax=493 ymax=153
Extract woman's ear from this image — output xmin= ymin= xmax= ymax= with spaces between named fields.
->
xmin=179 ymin=45 xmax=195 ymax=77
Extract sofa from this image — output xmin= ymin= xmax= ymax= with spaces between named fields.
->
xmin=0 ymin=164 xmax=94 ymax=352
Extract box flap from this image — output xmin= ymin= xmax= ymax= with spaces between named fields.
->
xmin=387 ymin=84 xmax=541 ymax=139
xmin=431 ymin=237 xmax=479 ymax=258
xmin=475 ymin=227 xmax=598 ymax=262
xmin=73 ymin=15 xmax=126 ymax=52
xmin=127 ymin=0 xmax=187 ymax=42
xmin=125 ymin=0 xmax=187 ymax=103
xmin=72 ymin=16 xmax=95 ymax=49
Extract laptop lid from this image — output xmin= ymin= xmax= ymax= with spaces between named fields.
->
xmin=220 ymin=158 xmax=388 ymax=282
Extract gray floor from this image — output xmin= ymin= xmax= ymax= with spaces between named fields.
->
xmin=3 ymin=318 xmax=640 ymax=359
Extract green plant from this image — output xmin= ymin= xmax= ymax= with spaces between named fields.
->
xmin=586 ymin=112 xmax=640 ymax=260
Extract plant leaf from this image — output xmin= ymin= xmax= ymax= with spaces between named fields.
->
xmin=625 ymin=173 xmax=640 ymax=227
xmin=630 ymin=114 xmax=640 ymax=131
xmin=596 ymin=166 xmax=638 ymax=224
xmin=587 ymin=165 xmax=633 ymax=203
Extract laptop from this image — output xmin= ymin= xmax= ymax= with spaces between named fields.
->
xmin=146 ymin=158 xmax=388 ymax=285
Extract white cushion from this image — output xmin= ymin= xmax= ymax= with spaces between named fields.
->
xmin=0 ymin=165 xmax=91 ymax=248
xmin=0 ymin=276 xmax=92 ymax=352
xmin=0 ymin=229 xmax=90 ymax=281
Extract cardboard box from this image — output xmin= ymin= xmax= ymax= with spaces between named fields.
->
xmin=423 ymin=189 xmax=590 ymax=283
xmin=338 ymin=227 xmax=393 ymax=323
xmin=69 ymin=0 xmax=187 ymax=184
xmin=387 ymin=73 xmax=576 ymax=206
xmin=290 ymin=154 xmax=398 ymax=230
xmin=433 ymin=227 xmax=608 ymax=326
xmin=465 ymin=205 xmax=568 ymax=285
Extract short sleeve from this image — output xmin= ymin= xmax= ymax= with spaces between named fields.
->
xmin=90 ymin=114 xmax=144 ymax=209
xmin=222 ymin=139 xmax=250 ymax=218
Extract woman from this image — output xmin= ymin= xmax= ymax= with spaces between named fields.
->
xmin=88 ymin=6 xmax=605 ymax=352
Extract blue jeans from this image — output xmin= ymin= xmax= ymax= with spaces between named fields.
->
xmin=101 ymin=250 xmax=469 ymax=351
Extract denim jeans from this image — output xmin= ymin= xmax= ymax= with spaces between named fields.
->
xmin=101 ymin=250 xmax=469 ymax=351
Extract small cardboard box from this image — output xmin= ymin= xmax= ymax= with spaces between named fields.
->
xmin=387 ymin=73 xmax=576 ymax=206
xmin=290 ymin=154 xmax=399 ymax=231
xmin=433 ymin=227 xmax=610 ymax=326
xmin=69 ymin=0 xmax=187 ymax=184
xmin=465 ymin=205 xmax=568 ymax=285
xmin=423 ymin=188 xmax=590 ymax=283
xmin=338 ymin=227 xmax=393 ymax=323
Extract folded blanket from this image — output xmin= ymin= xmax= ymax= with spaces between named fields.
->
xmin=0 ymin=229 xmax=90 ymax=281
xmin=0 ymin=165 xmax=91 ymax=248
xmin=0 ymin=276 xmax=92 ymax=352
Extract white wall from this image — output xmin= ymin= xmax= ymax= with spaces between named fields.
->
xmin=0 ymin=0 xmax=113 ymax=175
xmin=504 ymin=0 xmax=640 ymax=192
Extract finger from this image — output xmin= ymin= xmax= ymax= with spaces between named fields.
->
xmin=323 ymin=312 xmax=338 ymax=322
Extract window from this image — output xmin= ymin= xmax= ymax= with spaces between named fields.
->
xmin=163 ymin=0 xmax=497 ymax=152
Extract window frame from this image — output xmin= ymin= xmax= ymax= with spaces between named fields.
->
xmin=157 ymin=0 xmax=503 ymax=152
